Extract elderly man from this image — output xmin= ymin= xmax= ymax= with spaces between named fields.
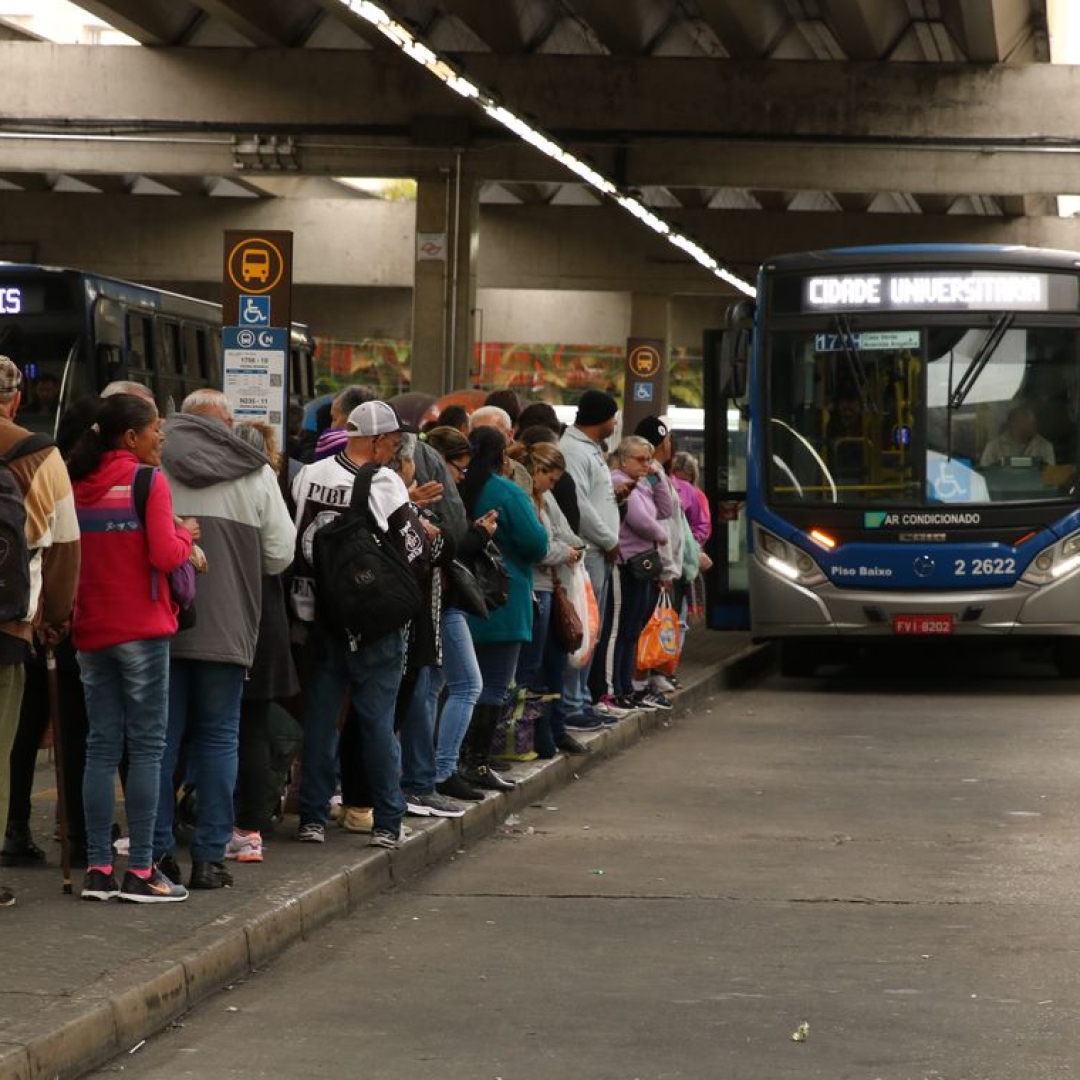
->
xmin=470 ymin=405 xmax=531 ymax=492
xmin=153 ymin=389 xmax=295 ymax=890
xmin=555 ymin=390 xmax=622 ymax=732
xmin=0 ymin=357 xmax=79 ymax=908
xmin=292 ymin=400 xmax=431 ymax=850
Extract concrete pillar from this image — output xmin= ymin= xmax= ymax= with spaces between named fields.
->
xmin=622 ymin=292 xmax=672 ymax=433
xmin=410 ymin=171 xmax=479 ymax=395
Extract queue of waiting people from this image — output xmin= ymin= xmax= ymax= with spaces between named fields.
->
xmin=0 ymin=370 xmax=711 ymax=907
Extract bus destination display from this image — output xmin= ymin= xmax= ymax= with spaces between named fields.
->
xmin=0 ymin=285 xmax=46 ymax=316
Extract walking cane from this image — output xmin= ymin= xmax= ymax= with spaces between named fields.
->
xmin=46 ymin=646 xmax=73 ymax=895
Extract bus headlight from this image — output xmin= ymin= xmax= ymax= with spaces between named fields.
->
xmin=1021 ymin=530 xmax=1080 ymax=585
xmin=755 ymin=527 xmax=827 ymax=586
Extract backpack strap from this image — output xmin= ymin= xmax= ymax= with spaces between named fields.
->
xmin=0 ymin=432 xmax=54 ymax=469
xmin=131 ymin=463 xmax=155 ymax=529
xmin=348 ymin=461 xmax=379 ymax=526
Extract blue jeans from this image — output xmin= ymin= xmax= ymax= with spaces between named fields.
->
xmin=476 ymin=641 xmax=522 ymax=708
xmin=556 ymin=550 xmax=610 ymax=720
xmin=300 ymin=623 xmax=407 ymax=834
xmin=154 ymin=659 xmax=244 ymax=864
xmin=430 ymin=608 xmax=482 ymax=784
xmin=79 ymin=639 xmax=170 ymax=870
xmin=400 ymin=665 xmax=437 ymax=796
xmin=515 ymin=590 xmax=551 ymax=690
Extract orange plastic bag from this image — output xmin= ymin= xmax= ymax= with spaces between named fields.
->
xmin=636 ymin=594 xmax=682 ymax=675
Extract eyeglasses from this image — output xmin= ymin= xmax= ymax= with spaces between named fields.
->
xmin=449 ymin=458 xmax=470 ymax=475
xmin=630 ymin=454 xmax=653 ymax=463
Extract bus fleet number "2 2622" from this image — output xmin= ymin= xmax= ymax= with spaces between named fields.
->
xmin=954 ymin=557 xmax=1016 ymax=576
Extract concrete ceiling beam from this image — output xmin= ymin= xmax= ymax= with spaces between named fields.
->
xmin=4 ymin=45 xmax=1080 ymax=146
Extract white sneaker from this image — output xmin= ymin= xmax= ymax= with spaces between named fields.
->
xmin=225 ymin=829 xmax=263 ymax=863
xmin=649 ymin=674 xmax=676 ymax=694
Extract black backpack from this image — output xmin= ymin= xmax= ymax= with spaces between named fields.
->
xmin=0 ymin=433 xmax=53 ymax=624
xmin=312 ymin=463 xmax=423 ymax=647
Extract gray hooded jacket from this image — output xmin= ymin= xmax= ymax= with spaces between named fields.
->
xmin=162 ymin=413 xmax=296 ymax=668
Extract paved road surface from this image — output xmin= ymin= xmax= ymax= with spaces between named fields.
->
xmin=93 ymin=648 xmax=1080 ymax=1080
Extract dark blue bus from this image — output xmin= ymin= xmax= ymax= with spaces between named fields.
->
xmin=707 ymin=245 xmax=1080 ymax=676
xmin=0 ymin=262 xmax=315 ymax=436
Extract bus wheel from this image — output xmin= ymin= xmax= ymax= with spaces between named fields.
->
xmin=778 ymin=640 xmax=818 ymax=678
xmin=1054 ymin=640 xmax=1080 ymax=678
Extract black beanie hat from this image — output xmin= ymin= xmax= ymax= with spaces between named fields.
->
xmin=575 ymin=389 xmax=618 ymax=426
xmin=634 ymin=415 xmax=669 ymax=447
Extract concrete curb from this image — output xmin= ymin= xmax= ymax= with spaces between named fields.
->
xmin=0 ymin=640 xmax=769 ymax=1080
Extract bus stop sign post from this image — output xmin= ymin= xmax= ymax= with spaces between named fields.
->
xmin=222 ymin=230 xmax=293 ymax=448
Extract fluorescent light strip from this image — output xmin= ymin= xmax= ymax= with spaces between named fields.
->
xmin=341 ymin=0 xmax=755 ymax=297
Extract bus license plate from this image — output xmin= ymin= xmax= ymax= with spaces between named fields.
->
xmin=892 ymin=615 xmax=954 ymax=635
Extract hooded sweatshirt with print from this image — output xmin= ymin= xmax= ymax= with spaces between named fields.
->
xmin=161 ymin=413 xmax=296 ymax=668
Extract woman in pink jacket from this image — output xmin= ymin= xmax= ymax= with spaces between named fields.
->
xmin=68 ymin=393 xmax=197 ymax=904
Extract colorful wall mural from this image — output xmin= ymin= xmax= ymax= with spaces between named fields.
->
xmin=313 ymin=338 xmax=704 ymax=408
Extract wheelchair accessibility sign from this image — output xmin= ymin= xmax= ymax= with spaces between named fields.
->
xmin=633 ymin=381 xmax=655 ymax=403
xmin=239 ymin=295 xmax=271 ymax=326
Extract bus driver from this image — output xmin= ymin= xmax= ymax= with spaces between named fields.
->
xmin=979 ymin=405 xmax=1056 ymax=467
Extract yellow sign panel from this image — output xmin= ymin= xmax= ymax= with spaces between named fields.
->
xmin=226 ymin=237 xmax=286 ymax=295
xmin=629 ymin=343 xmax=662 ymax=379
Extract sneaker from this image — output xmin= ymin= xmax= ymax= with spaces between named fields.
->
xmin=555 ymin=734 xmax=591 ymax=755
xmin=369 ymin=826 xmax=409 ymax=850
xmin=614 ymin=694 xmax=641 ymax=712
xmin=189 ymin=861 xmax=233 ymax=889
xmin=406 ymin=792 xmax=467 ymax=818
xmin=596 ymin=695 xmax=632 ymax=719
xmin=435 ymin=773 xmax=484 ymax=801
xmin=340 ymin=807 xmax=375 ymax=833
xmin=119 ymin=868 xmax=188 ymax=903
xmin=225 ymin=829 xmax=263 ymax=863
xmin=297 ymin=821 xmax=326 ymax=843
xmin=564 ymin=713 xmax=605 ymax=731
xmin=0 ymin=886 xmax=13 ymax=907
xmin=631 ymin=690 xmax=659 ymax=712
xmin=581 ymin=706 xmax=619 ymax=726
xmin=156 ymin=853 xmax=183 ymax=885
xmin=81 ymin=868 xmax=120 ymax=901
xmin=649 ymin=674 xmax=676 ymax=694
xmin=641 ymin=689 xmax=672 ymax=711
xmin=329 ymin=793 xmax=344 ymax=822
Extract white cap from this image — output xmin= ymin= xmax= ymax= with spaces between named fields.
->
xmin=345 ymin=400 xmax=415 ymax=437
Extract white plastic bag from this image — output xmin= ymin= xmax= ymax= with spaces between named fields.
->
xmin=566 ymin=562 xmax=600 ymax=669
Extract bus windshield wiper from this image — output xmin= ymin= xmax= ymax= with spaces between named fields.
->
xmin=948 ymin=313 xmax=1014 ymax=410
xmin=832 ymin=315 xmax=877 ymax=414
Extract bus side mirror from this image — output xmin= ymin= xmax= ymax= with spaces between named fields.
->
xmin=721 ymin=300 xmax=755 ymax=399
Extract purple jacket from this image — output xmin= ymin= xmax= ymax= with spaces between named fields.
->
xmin=611 ymin=467 xmax=671 ymax=561
xmin=673 ymin=475 xmax=711 ymax=544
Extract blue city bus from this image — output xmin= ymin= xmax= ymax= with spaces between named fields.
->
xmin=0 ymin=262 xmax=315 ymax=437
xmin=707 ymin=245 xmax=1080 ymax=676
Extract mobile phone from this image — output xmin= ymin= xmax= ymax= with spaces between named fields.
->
xmin=646 ymin=473 xmax=659 ymax=486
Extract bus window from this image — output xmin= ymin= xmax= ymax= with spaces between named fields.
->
xmin=157 ymin=320 xmax=181 ymax=377
xmin=126 ymin=313 xmax=151 ymax=378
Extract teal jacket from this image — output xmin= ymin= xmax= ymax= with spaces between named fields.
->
xmin=466 ymin=474 xmax=549 ymax=644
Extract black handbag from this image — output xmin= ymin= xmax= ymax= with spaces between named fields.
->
xmin=447 ymin=558 xmax=488 ymax=618
xmin=470 ymin=539 xmax=510 ymax=611
xmin=625 ymin=548 xmax=662 ymax=582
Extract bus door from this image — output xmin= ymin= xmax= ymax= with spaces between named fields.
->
xmin=703 ymin=324 xmax=751 ymax=630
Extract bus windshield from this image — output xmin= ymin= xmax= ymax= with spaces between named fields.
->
xmin=765 ymin=324 xmax=1079 ymax=506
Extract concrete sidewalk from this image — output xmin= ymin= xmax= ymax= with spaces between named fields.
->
xmin=0 ymin=630 xmax=768 ymax=1080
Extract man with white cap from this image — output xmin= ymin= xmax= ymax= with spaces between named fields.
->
xmin=291 ymin=400 xmax=430 ymax=850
